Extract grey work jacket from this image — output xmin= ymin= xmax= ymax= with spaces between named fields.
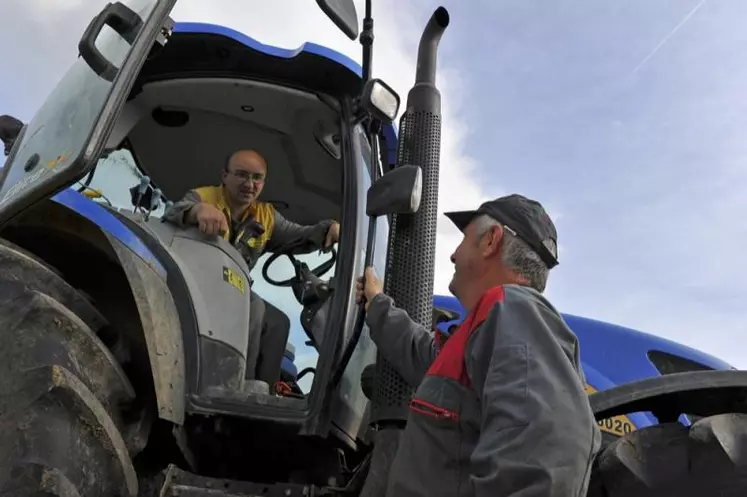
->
xmin=365 ymin=284 xmax=602 ymax=497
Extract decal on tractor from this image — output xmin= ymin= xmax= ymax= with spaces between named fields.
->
xmin=222 ymin=266 xmax=245 ymax=295
xmin=585 ymin=384 xmax=636 ymax=437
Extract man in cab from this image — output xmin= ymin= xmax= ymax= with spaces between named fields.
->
xmin=163 ymin=148 xmax=340 ymax=387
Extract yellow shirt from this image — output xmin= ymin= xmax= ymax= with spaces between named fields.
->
xmin=193 ymin=185 xmax=275 ymax=253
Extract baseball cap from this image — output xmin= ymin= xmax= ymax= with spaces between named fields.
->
xmin=443 ymin=193 xmax=559 ymax=268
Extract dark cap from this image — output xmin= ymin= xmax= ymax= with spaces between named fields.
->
xmin=444 ymin=193 xmax=559 ymax=268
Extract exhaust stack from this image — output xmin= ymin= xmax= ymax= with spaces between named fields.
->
xmin=360 ymin=7 xmax=449 ymax=496
xmin=416 ymin=7 xmax=450 ymax=87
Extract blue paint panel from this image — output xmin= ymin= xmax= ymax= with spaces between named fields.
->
xmin=172 ymin=22 xmax=399 ymax=168
xmin=281 ymin=356 xmax=298 ymax=378
xmin=51 ymin=188 xmax=167 ymax=279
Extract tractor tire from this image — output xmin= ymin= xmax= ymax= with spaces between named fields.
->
xmin=0 ymin=259 xmax=144 ymax=497
xmin=587 ymin=414 xmax=747 ymax=497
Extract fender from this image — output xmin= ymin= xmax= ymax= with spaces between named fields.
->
xmin=581 ymin=361 xmax=653 ymax=435
xmin=104 ymin=232 xmax=186 ymax=424
xmin=6 ymin=188 xmax=188 ymax=425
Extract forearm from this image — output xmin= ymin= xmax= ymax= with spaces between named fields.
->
xmin=365 ymin=293 xmax=437 ymax=387
xmin=162 ymin=190 xmax=201 ymax=227
xmin=267 ymin=208 xmax=333 ymax=253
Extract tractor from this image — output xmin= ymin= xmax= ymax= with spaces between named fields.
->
xmin=1 ymin=1 xmax=746 ymax=496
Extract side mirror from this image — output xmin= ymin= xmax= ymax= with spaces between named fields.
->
xmin=0 ymin=115 xmax=24 ymax=157
xmin=366 ymin=165 xmax=422 ymax=217
xmin=316 ymin=0 xmax=359 ymax=41
xmin=361 ymin=79 xmax=401 ymax=122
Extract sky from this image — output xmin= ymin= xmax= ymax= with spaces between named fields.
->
xmin=2 ymin=0 xmax=747 ymax=371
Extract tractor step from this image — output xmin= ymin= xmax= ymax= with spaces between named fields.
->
xmin=158 ymin=465 xmax=327 ymax=497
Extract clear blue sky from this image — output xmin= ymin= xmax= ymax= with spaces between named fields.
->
xmin=2 ymin=0 xmax=746 ymax=370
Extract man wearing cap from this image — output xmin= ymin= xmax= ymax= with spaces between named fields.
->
xmin=356 ymin=194 xmax=601 ymax=497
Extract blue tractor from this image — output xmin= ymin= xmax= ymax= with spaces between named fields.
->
xmin=1 ymin=1 xmax=746 ymax=496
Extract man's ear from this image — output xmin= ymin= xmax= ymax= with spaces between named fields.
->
xmin=482 ymin=225 xmax=504 ymax=258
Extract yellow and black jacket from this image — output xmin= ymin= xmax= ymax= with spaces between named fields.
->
xmin=162 ymin=185 xmax=334 ymax=272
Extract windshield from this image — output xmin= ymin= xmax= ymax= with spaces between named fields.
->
xmin=326 ymin=124 xmax=389 ymax=415
xmin=82 ymin=148 xmax=166 ymax=218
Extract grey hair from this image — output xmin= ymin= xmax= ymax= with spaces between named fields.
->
xmin=473 ymin=213 xmax=550 ymax=293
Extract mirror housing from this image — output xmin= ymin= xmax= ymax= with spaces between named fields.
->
xmin=366 ymin=165 xmax=422 ymax=217
xmin=361 ymin=79 xmax=401 ymax=122
xmin=316 ymin=0 xmax=359 ymax=40
xmin=0 ymin=115 xmax=24 ymax=157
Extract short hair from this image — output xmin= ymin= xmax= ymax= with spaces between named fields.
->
xmin=473 ymin=213 xmax=550 ymax=293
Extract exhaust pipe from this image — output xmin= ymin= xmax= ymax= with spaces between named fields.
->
xmin=415 ymin=7 xmax=450 ymax=86
xmin=360 ymin=7 xmax=449 ymax=497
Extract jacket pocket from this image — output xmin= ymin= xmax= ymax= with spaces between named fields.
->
xmin=409 ymin=398 xmax=460 ymax=422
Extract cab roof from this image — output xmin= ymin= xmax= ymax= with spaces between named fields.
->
xmin=134 ymin=22 xmax=398 ymax=166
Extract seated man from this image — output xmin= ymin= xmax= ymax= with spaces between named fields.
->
xmin=162 ymin=149 xmax=340 ymax=387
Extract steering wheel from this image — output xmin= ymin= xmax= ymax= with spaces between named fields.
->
xmin=262 ymin=246 xmax=337 ymax=287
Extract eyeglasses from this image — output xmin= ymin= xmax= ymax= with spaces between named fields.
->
xmin=227 ymin=170 xmax=265 ymax=184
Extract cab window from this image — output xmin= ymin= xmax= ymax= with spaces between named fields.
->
xmin=0 ymin=0 xmax=159 ymax=214
xmin=252 ymin=241 xmax=337 ymax=392
xmin=82 ymin=147 xmax=166 ymax=218
xmin=331 ymin=124 xmax=390 ymax=411
xmin=83 ymin=142 xmax=337 ymax=393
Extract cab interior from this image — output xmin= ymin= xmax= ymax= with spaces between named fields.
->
xmin=83 ymin=73 xmax=351 ymax=399
xmin=110 ymin=76 xmax=345 ymax=226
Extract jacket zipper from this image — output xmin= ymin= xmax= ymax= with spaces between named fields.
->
xmin=410 ymin=398 xmax=460 ymax=422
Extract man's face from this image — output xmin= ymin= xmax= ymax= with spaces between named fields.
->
xmin=448 ymin=219 xmax=503 ymax=299
xmin=222 ymin=150 xmax=267 ymax=205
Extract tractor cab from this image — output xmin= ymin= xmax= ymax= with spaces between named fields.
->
xmin=77 ymin=16 xmax=413 ymax=429
xmin=0 ymin=0 xmax=451 ymax=493
xmin=0 ymin=0 xmax=421 ymax=444
xmin=80 ymin=22 xmax=384 ymax=399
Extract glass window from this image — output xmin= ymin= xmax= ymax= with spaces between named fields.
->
xmin=251 ymin=243 xmax=337 ymax=393
xmin=332 ymin=125 xmax=389 ymax=415
xmin=81 ymin=148 xmax=166 ymax=218
xmin=0 ymin=0 xmax=159 ymax=212
xmin=84 ymin=144 xmax=333 ymax=394
xmin=250 ymin=125 xmax=390 ymax=396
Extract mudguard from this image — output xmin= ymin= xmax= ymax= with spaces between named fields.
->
xmin=105 ymin=233 xmax=185 ymax=424
xmin=5 ymin=192 xmax=188 ymax=425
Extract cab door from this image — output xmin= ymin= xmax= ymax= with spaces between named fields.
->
xmin=0 ymin=0 xmax=177 ymax=226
